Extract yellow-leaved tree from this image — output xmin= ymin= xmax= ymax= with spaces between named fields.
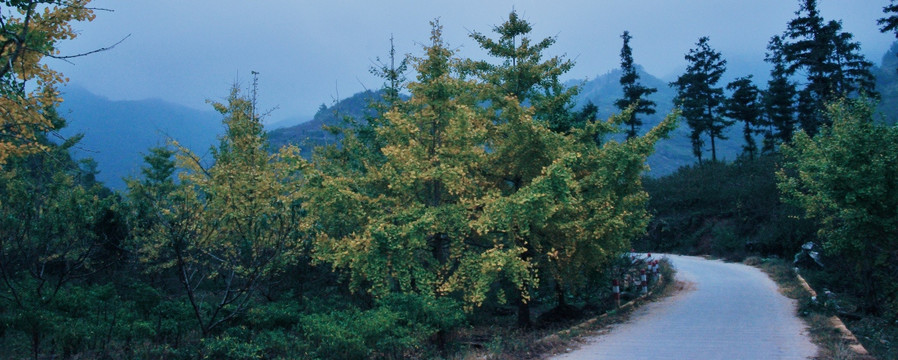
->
xmin=132 ymin=80 xmax=308 ymax=337
xmin=0 ymin=0 xmax=97 ymax=164
xmin=308 ymin=21 xmax=531 ymax=312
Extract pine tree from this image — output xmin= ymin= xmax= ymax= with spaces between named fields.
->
xmin=671 ymin=36 xmax=730 ymax=164
xmin=725 ymin=76 xmax=763 ymax=159
xmin=768 ymin=0 xmax=876 ymax=135
xmin=614 ymin=31 xmax=657 ymax=140
xmin=763 ymin=59 xmax=799 ymax=151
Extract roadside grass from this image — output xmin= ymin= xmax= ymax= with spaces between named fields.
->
xmin=453 ymin=258 xmax=678 ymax=359
xmin=750 ymin=256 xmax=881 ymax=360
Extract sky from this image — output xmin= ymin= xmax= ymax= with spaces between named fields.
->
xmin=54 ymin=0 xmax=896 ymax=125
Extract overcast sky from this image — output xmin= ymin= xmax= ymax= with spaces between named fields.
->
xmin=55 ymin=0 xmax=895 ymax=124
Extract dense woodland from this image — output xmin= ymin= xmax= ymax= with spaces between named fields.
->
xmin=2 ymin=0 xmax=898 ymax=359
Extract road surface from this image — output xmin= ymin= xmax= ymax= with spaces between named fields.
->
xmin=553 ymin=255 xmax=817 ymax=360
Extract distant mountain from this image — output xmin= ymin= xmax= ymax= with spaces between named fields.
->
xmin=267 ymin=90 xmax=381 ymax=155
xmin=268 ymin=69 xmax=747 ymax=177
xmin=57 ymin=86 xmax=222 ymax=189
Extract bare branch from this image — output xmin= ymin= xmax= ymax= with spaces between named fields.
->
xmin=44 ymin=33 xmax=131 ymax=62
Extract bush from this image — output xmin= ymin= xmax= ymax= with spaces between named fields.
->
xmin=779 ymin=97 xmax=898 ymax=319
xmin=643 ymin=156 xmax=815 ymax=258
xmin=300 ymin=294 xmax=464 ymax=359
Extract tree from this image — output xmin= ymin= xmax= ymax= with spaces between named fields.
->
xmin=466 ymin=10 xmax=578 ymax=133
xmin=308 ymin=20 xmax=530 ymax=316
xmin=671 ymin=36 xmax=730 ymax=164
xmin=0 ymin=0 xmax=103 ymax=164
xmin=614 ymin=31 xmax=657 ymax=140
xmin=762 ymin=55 xmax=799 ymax=151
xmin=0 ymin=108 xmax=121 ymax=358
xmin=880 ymin=0 xmax=898 ymax=70
xmin=134 ymin=80 xmax=308 ymax=337
xmin=768 ymin=0 xmax=876 ymax=135
xmin=725 ymin=76 xmax=762 ymax=159
xmin=778 ymin=97 xmax=898 ymax=318
xmin=466 ymin=11 xmax=585 ymax=327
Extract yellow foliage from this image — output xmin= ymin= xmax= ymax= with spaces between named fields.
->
xmin=0 ymin=0 xmax=96 ymax=164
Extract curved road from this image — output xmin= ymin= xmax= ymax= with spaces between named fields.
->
xmin=553 ymin=255 xmax=817 ymax=360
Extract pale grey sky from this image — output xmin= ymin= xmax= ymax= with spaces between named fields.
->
xmin=55 ymin=0 xmax=895 ymax=123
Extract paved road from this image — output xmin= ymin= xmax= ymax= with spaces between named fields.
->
xmin=553 ymin=255 xmax=817 ymax=360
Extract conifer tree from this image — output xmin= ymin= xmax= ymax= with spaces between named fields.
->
xmin=671 ymin=37 xmax=730 ymax=164
xmin=466 ymin=11 xmax=583 ymax=327
xmin=768 ymin=0 xmax=876 ymax=135
xmin=763 ymin=58 xmax=799 ymax=151
xmin=725 ymin=76 xmax=762 ymax=159
xmin=615 ymin=31 xmax=657 ymax=140
xmin=879 ymin=0 xmax=898 ymax=69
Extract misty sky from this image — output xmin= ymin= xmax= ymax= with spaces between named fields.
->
xmin=55 ymin=0 xmax=895 ymax=124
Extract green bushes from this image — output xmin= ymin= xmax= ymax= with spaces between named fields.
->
xmin=643 ymin=156 xmax=815 ymax=259
xmin=300 ymin=294 xmax=464 ymax=359
xmin=779 ymin=97 xmax=898 ymax=319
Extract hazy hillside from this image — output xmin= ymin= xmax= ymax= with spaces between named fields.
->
xmin=57 ymin=86 xmax=222 ymax=189
xmin=573 ymin=66 xmax=744 ymax=176
xmin=268 ymin=69 xmax=751 ymax=177
xmin=61 ymin=43 xmax=898 ymax=188
xmin=267 ymin=90 xmax=381 ymax=155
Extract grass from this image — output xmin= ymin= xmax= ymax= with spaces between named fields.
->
xmin=750 ymin=256 xmax=879 ymax=360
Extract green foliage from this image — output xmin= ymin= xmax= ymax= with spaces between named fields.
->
xmin=309 ymin=21 xmax=532 ymax=311
xmin=300 ymin=294 xmax=463 ymax=359
xmin=615 ymin=31 xmax=657 ymax=140
xmin=1 ymin=14 xmax=691 ymax=357
xmin=130 ymin=80 xmax=309 ymax=337
xmin=763 ymin=53 xmax=799 ymax=150
xmin=768 ymin=0 xmax=876 ymax=136
xmin=724 ymin=75 xmax=762 ymax=159
xmin=643 ymin=156 xmax=815 ymax=259
xmin=671 ymin=36 xmax=731 ymax=163
xmin=779 ymin=97 xmax=898 ymax=318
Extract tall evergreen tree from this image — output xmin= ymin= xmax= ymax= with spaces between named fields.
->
xmin=614 ymin=31 xmax=657 ymax=140
xmin=879 ymin=0 xmax=898 ymax=69
xmin=309 ymin=20 xmax=531 ymax=317
xmin=880 ymin=0 xmax=898 ymax=39
xmin=725 ymin=76 xmax=763 ymax=159
xmin=768 ymin=0 xmax=876 ymax=135
xmin=671 ymin=36 xmax=730 ymax=164
xmin=763 ymin=58 xmax=799 ymax=151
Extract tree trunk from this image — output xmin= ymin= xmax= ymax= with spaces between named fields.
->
xmin=517 ymin=293 xmax=531 ymax=328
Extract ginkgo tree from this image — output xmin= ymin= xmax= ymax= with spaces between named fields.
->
xmin=0 ymin=0 xmax=98 ymax=164
xmin=309 ymin=13 xmax=678 ymax=332
xmin=308 ymin=21 xmax=531 ymax=313
xmin=133 ymin=80 xmax=308 ymax=337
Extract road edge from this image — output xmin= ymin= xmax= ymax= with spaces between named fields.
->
xmin=794 ymin=271 xmax=870 ymax=357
